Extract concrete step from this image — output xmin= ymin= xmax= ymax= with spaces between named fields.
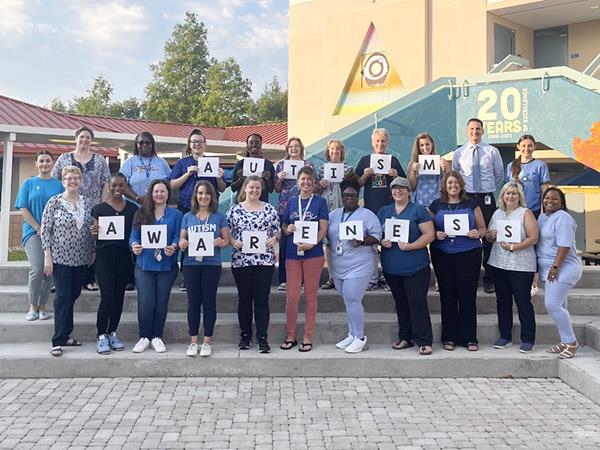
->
xmin=0 ymin=312 xmax=594 ymax=346
xmin=2 ymin=285 xmax=599 ymax=315
xmin=2 ymin=263 xmax=599 ymax=288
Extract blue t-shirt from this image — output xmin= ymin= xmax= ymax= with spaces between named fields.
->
xmin=121 ymin=155 xmax=172 ymax=197
xmin=129 ymin=207 xmax=182 ymax=271
xmin=429 ymin=198 xmax=482 ymax=254
xmin=505 ymin=159 xmax=550 ymax=212
xmin=168 ymin=156 xmax=220 ymax=210
xmin=15 ymin=176 xmax=64 ymax=246
xmin=181 ymin=211 xmax=227 ymax=266
xmin=284 ymin=195 xmax=329 ymax=260
xmin=412 ymin=174 xmax=441 ymax=208
xmin=377 ymin=202 xmax=432 ymax=276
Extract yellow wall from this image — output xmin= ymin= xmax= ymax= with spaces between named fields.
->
xmin=569 ymin=19 xmax=600 ymax=79
xmin=486 ymin=13 xmax=534 ymax=68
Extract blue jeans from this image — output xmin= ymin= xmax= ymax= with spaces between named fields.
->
xmin=52 ymin=264 xmax=87 ymax=347
xmin=135 ymin=265 xmax=178 ymax=339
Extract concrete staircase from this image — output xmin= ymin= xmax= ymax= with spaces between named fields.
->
xmin=1 ymin=263 xmax=599 ymax=403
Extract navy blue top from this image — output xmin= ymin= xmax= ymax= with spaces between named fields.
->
xmin=429 ymin=198 xmax=482 ymax=254
xmin=284 ymin=195 xmax=329 ymax=260
xmin=168 ymin=156 xmax=220 ymax=210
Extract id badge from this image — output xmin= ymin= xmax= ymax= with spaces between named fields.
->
xmin=195 ymin=257 xmax=203 ymax=262
xmin=154 ymin=249 xmax=162 ymax=262
xmin=336 ymin=241 xmax=343 ymax=256
xmin=484 ymin=194 xmax=492 ymax=206
xmin=297 ymin=246 xmax=304 ymax=256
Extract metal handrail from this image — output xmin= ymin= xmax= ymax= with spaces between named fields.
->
xmin=489 ymin=55 xmax=531 ymax=73
xmin=583 ymin=52 xmax=600 ymax=77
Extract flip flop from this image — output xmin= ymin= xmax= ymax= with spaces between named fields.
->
xmin=280 ymin=340 xmax=298 ymax=350
xmin=298 ymin=343 xmax=313 ymax=352
xmin=64 ymin=338 xmax=82 ymax=347
xmin=84 ymin=283 xmax=98 ymax=292
xmin=51 ymin=346 xmax=63 ymax=357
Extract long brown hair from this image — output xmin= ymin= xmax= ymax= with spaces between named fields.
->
xmin=191 ymin=180 xmax=218 ymax=213
xmin=410 ymin=133 xmax=437 ymax=165
xmin=134 ymin=179 xmax=171 ymax=228
xmin=439 ymin=171 xmax=467 ymax=203
xmin=511 ymin=134 xmax=536 ymax=181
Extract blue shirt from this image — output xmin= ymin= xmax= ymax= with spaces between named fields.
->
xmin=284 ymin=195 xmax=329 ymax=260
xmin=168 ymin=156 xmax=220 ymax=210
xmin=328 ymin=207 xmax=382 ymax=279
xmin=129 ymin=207 xmax=182 ymax=271
xmin=180 ymin=211 xmax=227 ymax=266
xmin=452 ymin=142 xmax=504 ymax=193
xmin=505 ymin=159 xmax=550 ymax=212
xmin=429 ymin=198 xmax=482 ymax=254
xmin=377 ymin=203 xmax=432 ymax=276
xmin=412 ymin=174 xmax=440 ymax=208
xmin=121 ymin=155 xmax=171 ymax=197
xmin=15 ymin=177 xmax=64 ymax=246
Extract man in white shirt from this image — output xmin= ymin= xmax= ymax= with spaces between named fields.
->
xmin=452 ymin=118 xmax=504 ymax=293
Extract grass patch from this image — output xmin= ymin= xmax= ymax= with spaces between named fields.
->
xmin=8 ymin=249 xmax=27 ymax=261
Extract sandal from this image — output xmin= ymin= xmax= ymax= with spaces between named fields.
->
xmin=558 ymin=342 xmax=578 ymax=359
xmin=64 ymin=338 xmax=82 ymax=347
xmin=547 ymin=343 xmax=568 ymax=354
xmin=467 ymin=342 xmax=479 ymax=352
xmin=392 ymin=340 xmax=414 ymax=350
xmin=443 ymin=341 xmax=455 ymax=351
xmin=84 ymin=283 xmax=98 ymax=292
xmin=299 ymin=343 xmax=313 ymax=352
xmin=418 ymin=345 xmax=432 ymax=355
xmin=280 ymin=340 xmax=298 ymax=350
xmin=320 ymin=279 xmax=335 ymax=290
xmin=51 ymin=346 xmax=63 ymax=357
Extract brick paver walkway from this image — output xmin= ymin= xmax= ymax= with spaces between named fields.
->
xmin=1 ymin=377 xmax=599 ymax=449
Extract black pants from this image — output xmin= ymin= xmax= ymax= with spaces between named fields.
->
xmin=183 ymin=265 xmax=221 ymax=337
xmin=232 ymin=265 xmax=274 ymax=340
xmin=467 ymin=193 xmax=496 ymax=284
xmin=384 ymin=267 xmax=433 ymax=346
xmin=95 ymin=247 xmax=133 ymax=336
xmin=52 ymin=264 xmax=87 ymax=347
xmin=431 ymin=246 xmax=482 ymax=345
xmin=492 ymin=267 xmax=536 ymax=344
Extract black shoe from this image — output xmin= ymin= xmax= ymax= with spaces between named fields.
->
xmin=179 ymin=279 xmax=186 ymax=292
xmin=125 ymin=283 xmax=135 ymax=291
xmin=484 ymin=281 xmax=495 ymax=294
xmin=238 ymin=335 xmax=252 ymax=350
xmin=258 ymin=339 xmax=271 ymax=353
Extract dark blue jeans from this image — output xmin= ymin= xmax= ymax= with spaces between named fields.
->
xmin=52 ymin=264 xmax=87 ymax=347
xmin=183 ymin=265 xmax=221 ymax=337
xmin=492 ymin=267 xmax=536 ymax=344
xmin=135 ymin=265 xmax=178 ymax=339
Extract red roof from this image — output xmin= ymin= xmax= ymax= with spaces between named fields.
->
xmin=0 ymin=142 xmax=117 ymax=157
xmin=224 ymin=122 xmax=288 ymax=146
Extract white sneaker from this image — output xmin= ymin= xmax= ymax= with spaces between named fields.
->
xmin=200 ymin=343 xmax=212 ymax=357
xmin=186 ymin=343 xmax=198 ymax=357
xmin=336 ymin=333 xmax=355 ymax=349
xmin=151 ymin=337 xmax=167 ymax=353
xmin=530 ymin=286 xmax=539 ymax=297
xmin=345 ymin=336 xmax=367 ymax=353
xmin=38 ymin=311 xmax=49 ymax=320
xmin=132 ymin=337 xmax=150 ymax=353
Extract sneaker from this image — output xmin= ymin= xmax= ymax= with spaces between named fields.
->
xmin=258 ymin=339 xmax=271 ymax=354
xmin=96 ymin=334 xmax=111 ymax=355
xmin=366 ymin=282 xmax=378 ymax=291
xmin=108 ymin=332 xmax=124 ymax=351
xmin=25 ymin=311 xmax=38 ymax=321
xmin=519 ymin=342 xmax=535 ymax=353
xmin=151 ymin=337 xmax=167 ymax=353
xmin=345 ymin=336 xmax=367 ymax=353
xmin=200 ymin=343 xmax=212 ymax=357
xmin=179 ymin=279 xmax=186 ymax=292
xmin=493 ymin=338 xmax=512 ymax=349
xmin=335 ymin=333 xmax=355 ymax=349
xmin=38 ymin=311 xmax=49 ymax=320
xmin=132 ymin=337 xmax=150 ymax=353
xmin=379 ymin=280 xmax=390 ymax=291
xmin=125 ymin=283 xmax=135 ymax=291
xmin=238 ymin=335 xmax=252 ymax=350
xmin=530 ymin=286 xmax=539 ymax=297
xmin=278 ymin=282 xmax=286 ymax=291
xmin=484 ymin=281 xmax=495 ymax=294
xmin=186 ymin=343 xmax=198 ymax=357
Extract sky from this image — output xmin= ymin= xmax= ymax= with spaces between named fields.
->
xmin=0 ymin=0 xmax=289 ymax=108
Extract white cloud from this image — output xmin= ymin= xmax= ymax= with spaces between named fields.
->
xmin=0 ymin=0 xmax=29 ymax=37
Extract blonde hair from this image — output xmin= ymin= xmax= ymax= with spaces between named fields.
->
xmin=324 ymin=139 xmax=345 ymax=161
xmin=497 ymin=182 xmax=527 ymax=211
xmin=410 ymin=133 xmax=437 ymax=165
xmin=61 ymin=165 xmax=82 ymax=179
xmin=238 ymin=175 xmax=264 ymax=202
xmin=285 ymin=137 xmax=305 ymax=160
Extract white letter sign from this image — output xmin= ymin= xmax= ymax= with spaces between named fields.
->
xmin=293 ymin=221 xmax=318 ymax=245
xmin=339 ymin=220 xmax=364 ymax=241
xmin=98 ymin=216 xmax=124 ymax=241
xmin=187 ymin=232 xmax=215 ymax=257
xmin=370 ymin=154 xmax=391 ymax=175
xmin=496 ymin=220 xmax=521 ymax=243
xmin=197 ymin=157 xmax=219 ymax=178
xmin=283 ymin=160 xmax=303 ymax=180
xmin=418 ymin=155 xmax=440 ymax=175
xmin=141 ymin=225 xmax=167 ymax=248
xmin=242 ymin=230 xmax=267 ymax=254
xmin=384 ymin=218 xmax=410 ymax=243
xmin=243 ymin=157 xmax=265 ymax=176
xmin=323 ymin=163 xmax=344 ymax=182
xmin=443 ymin=214 xmax=469 ymax=237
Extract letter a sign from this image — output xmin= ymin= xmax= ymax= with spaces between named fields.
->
xmin=188 ymin=232 xmax=215 ymax=257
xmin=98 ymin=216 xmax=125 ymax=240
xmin=197 ymin=157 xmax=219 ymax=178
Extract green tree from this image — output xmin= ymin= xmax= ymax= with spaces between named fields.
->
xmin=144 ymin=11 xmax=210 ymax=123
xmin=48 ymin=97 xmax=69 ymax=113
xmin=109 ymin=97 xmax=143 ymax=119
xmin=196 ymin=58 xmax=254 ymax=127
xmin=71 ymin=74 xmax=113 ymax=116
xmin=255 ymin=76 xmax=288 ymax=123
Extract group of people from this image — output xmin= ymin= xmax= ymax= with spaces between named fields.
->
xmin=16 ymin=119 xmax=583 ymax=360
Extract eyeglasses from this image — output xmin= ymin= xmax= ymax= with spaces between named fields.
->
xmin=137 ymin=141 xmax=152 ymax=146
xmin=190 ymin=140 xmax=205 ymax=145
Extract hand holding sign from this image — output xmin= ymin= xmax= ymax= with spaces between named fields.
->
xmin=98 ymin=216 xmax=125 ymax=240
xmin=418 ymin=155 xmax=440 ymax=175
xmin=293 ymin=221 xmax=318 ymax=245
xmin=243 ymin=157 xmax=265 ymax=176
xmin=197 ymin=157 xmax=220 ymax=178
xmin=283 ymin=160 xmax=303 ymax=180
xmin=141 ymin=225 xmax=167 ymax=248
xmin=370 ymin=154 xmax=391 ymax=175
xmin=443 ymin=214 xmax=469 ymax=237
xmin=188 ymin=232 xmax=215 ymax=257
xmin=323 ymin=163 xmax=344 ymax=182
xmin=339 ymin=220 xmax=363 ymax=241
xmin=242 ymin=230 xmax=267 ymax=254
xmin=384 ymin=218 xmax=410 ymax=243
xmin=496 ymin=220 xmax=521 ymax=243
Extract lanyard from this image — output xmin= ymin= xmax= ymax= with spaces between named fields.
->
xmin=298 ymin=195 xmax=313 ymax=221
xmin=341 ymin=208 xmax=357 ymax=223
xmin=140 ymin=156 xmax=154 ymax=179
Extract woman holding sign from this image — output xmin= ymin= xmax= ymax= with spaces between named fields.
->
xmin=485 ymin=182 xmax=538 ymax=353
xmin=227 ymin=176 xmax=280 ymax=353
xmin=328 ymin=178 xmax=382 ymax=353
xmin=536 ymin=187 xmax=582 ymax=359
xmin=230 ymin=134 xmax=275 ymax=203
xmin=429 ymin=171 xmax=486 ymax=351
xmin=129 ymin=179 xmax=182 ymax=353
xmin=90 ymin=173 xmax=138 ymax=354
xmin=274 ymin=137 xmax=314 ymax=291
xmin=41 ymin=165 xmax=94 ymax=357
xmin=378 ymin=177 xmax=435 ymax=355
xmin=407 ymin=133 xmax=448 ymax=208
xmin=179 ymin=181 xmax=229 ymax=357
xmin=281 ymin=166 xmax=329 ymax=352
